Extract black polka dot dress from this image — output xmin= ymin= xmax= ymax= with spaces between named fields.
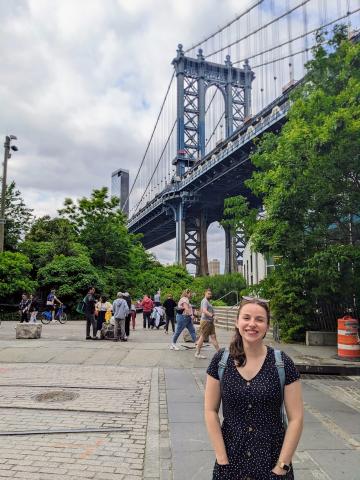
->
xmin=207 ymin=346 xmax=300 ymax=480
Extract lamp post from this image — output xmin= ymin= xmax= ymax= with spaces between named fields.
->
xmin=0 ymin=135 xmax=18 ymax=253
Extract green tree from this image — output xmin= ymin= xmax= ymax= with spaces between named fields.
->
xmin=59 ymin=188 xmax=131 ymax=268
xmin=37 ymin=254 xmax=104 ymax=306
xmin=222 ymin=28 xmax=360 ymax=339
xmin=0 ymin=252 xmax=37 ymax=300
xmin=2 ymin=181 xmax=33 ymax=250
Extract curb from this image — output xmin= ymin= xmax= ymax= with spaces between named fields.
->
xmin=295 ymin=363 xmax=360 ymax=375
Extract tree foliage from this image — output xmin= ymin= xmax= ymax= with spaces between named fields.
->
xmin=222 ymin=27 xmax=360 ymax=339
xmin=3 ymin=181 xmax=33 ymax=250
xmin=0 ymin=252 xmax=37 ymax=299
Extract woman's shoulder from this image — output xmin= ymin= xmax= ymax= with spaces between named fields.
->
xmin=207 ymin=348 xmax=231 ymax=380
xmin=268 ymin=346 xmax=301 ymax=384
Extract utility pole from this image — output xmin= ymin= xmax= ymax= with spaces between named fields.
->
xmin=0 ymin=135 xmax=18 ymax=253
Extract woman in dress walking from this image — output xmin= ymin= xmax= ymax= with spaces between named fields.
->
xmin=205 ymin=297 xmax=303 ymax=479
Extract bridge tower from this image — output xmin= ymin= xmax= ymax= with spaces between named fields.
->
xmin=169 ymin=45 xmax=254 ymax=275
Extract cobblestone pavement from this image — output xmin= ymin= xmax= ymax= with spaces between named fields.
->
xmin=0 ymin=363 xmax=150 ymax=479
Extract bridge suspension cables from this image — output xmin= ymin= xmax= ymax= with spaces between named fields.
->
xmin=125 ymin=0 xmax=360 ymax=220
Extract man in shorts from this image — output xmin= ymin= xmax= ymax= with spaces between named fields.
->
xmin=195 ymin=289 xmax=220 ymax=359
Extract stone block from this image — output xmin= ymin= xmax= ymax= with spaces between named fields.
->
xmin=306 ymin=331 xmax=337 ymax=346
xmin=16 ymin=323 xmax=42 ymax=339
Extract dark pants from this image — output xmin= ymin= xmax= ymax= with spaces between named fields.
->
xmin=165 ymin=314 xmax=175 ymax=333
xmin=85 ymin=313 xmax=96 ymax=338
xmin=20 ymin=311 xmax=29 ymax=323
xmin=125 ymin=314 xmax=131 ymax=337
xmin=97 ymin=311 xmax=105 ymax=332
xmin=143 ymin=311 xmax=151 ymax=328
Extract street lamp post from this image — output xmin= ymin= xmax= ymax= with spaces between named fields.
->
xmin=0 ymin=135 xmax=18 ymax=253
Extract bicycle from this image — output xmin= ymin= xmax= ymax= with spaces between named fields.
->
xmin=40 ymin=304 xmax=67 ymax=324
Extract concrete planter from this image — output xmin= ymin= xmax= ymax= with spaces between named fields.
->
xmin=16 ymin=323 xmax=42 ymax=339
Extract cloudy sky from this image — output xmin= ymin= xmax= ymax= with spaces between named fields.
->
xmin=1 ymin=0 xmax=251 ymax=269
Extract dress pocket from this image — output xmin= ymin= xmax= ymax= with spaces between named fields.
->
xmin=212 ymin=462 xmax=232 ymax=479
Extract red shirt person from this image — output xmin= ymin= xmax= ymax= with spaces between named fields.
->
xmin=141 ymin=295 xmax=154 ymax=329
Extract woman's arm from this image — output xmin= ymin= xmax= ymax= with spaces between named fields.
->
xmin=272 ymin=380 xmax=304 ymax=475
xmin=204 ymin=374 xmax=228 ymax=465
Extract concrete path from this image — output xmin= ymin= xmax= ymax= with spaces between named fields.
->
xmin=0 ymin=320 xmax=359 ymax=479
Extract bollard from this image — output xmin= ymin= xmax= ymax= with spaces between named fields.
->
xmin=337 ymin=316 xmax=360 ymax=360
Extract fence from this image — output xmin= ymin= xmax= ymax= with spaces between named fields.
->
xmin=310 ymin=302 xmax=359 ymax=332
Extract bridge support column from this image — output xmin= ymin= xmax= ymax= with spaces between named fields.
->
xmin=175 ymin=201 xmax=186 ymax=267
xmin=224 ymin=227 xmax=246 ymax=274
xmin=185 ymin=210 xmax=209 ymax=276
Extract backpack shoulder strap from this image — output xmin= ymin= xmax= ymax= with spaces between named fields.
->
xmin=218 ymin=348 xmax=230 ymax=383
xmin=274 ymin=349 xmax=288 ymax=429
xmin=274 ymin=349 xmax=285 ymax=401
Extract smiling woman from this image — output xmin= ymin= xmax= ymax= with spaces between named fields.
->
xmin=204 ymin=297 xmax=304 ymax=480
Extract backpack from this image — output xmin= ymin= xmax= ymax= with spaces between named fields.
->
xmin=217 ymin=348 xmax=288 ymax=429
xmin=76 ymin=296 xmax=87 ymax=314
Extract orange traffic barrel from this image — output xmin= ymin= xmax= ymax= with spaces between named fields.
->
xmin=337 ymin=316 xmax=360 ymax=360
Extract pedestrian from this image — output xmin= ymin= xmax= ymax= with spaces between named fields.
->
xmin=154 ymin=289 xmax=161 ymax=306
xmin=46 ymin=289 xmax=62 ymax=321
xmin=28 ymin=294 xmax=40 ymax=323
xmin=130 ymin=303 xmax=136 ymax=330
xmin=195 ymin=289 xmax=220 ymax=359
xmin=205 ymin=297 xmax=303 ymax=480
xmin=112 ymin=292 xmax=129 ymax=342
xmin=19 ymin=293 xmax=30 ymax=323
xmin=95 ymin=296 xmax=112 ymax=338
xmin=124 ymin=292 xmax=132 ymax=337
xmin=84 ymin=286 xmax=97 ymax=340
xmin=170 ymin=289 xmax=196 ymax=350
xmin=141 ymin=294 xmax=154 ymax=329
xmin=163 ymin=293 xmax=176 ymax=334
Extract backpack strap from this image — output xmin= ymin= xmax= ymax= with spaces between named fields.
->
xmin=274 ymin=349 xmax=288 ymax=429
xmin=218 ymin=348 xmax=230 ymax=385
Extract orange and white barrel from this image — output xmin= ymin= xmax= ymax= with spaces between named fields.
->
xmin=337 ymin=316 xmax=360 ymax=360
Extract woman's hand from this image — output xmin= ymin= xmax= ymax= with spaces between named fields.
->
xmin=216 ymin=456 xmax=229 ymax=465
xmin=271 ymin=465 xmax=287 ymax=476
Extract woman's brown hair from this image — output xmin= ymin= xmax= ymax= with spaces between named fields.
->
xmin=229 ymin=298 xmax=270 ymax=366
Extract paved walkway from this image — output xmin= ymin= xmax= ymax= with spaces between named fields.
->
xmin=0 ymin=320 xmax=359 ymax=479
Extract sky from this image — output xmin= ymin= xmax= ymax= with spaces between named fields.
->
xmin=1 ymin=0 xmax=252 ymax=269
xmin=2 ymin=0 xmax=356 ymax=271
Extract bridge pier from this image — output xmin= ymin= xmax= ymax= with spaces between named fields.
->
xmin=185 ymin=210 xmax=208 ymax=276
xmin=224 ymin=227 xmax=245 ymax=274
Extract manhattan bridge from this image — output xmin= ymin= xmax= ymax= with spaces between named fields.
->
xmin=125 ymin=0 xmax=360 ymax=276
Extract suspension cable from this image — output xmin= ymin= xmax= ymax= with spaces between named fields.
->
xmin=206 ymin=0 xmax=310 ymax=59
xmin=122 ymin=72 xmax=175 ymax=213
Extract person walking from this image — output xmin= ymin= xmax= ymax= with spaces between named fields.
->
xmin=95 ymin=296 xmax=112 ymax=339
xmin=195 ymin=289 xmax=220 ymax=359
xmin=205 ymin=297 xmax=303 ymax=480
xmin=163 ymin=293 xmax=176 ymax=334
xmin=19 ymin=293 xmax=30 ymax=323
xmin=170 ymin=289 xmax=196 ymax=350
xmin=124 ymin=292 xmax=132 ymax=337
xmin=28 ymin=294 xmax=39 ymax=323
xmin=84 ymin=286 xmax=97 ymax=340
xmin=141 ymin=294 xmax=154 ymax=329
xmin=112 ymin=292 xmax=129 ymax=342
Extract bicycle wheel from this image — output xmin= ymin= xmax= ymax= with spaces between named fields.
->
xmin=58 ymin=312 xmax=67 ymax=324
xmin=41 ymin=313 xmax=51 ymax=325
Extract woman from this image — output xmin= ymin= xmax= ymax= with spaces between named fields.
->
xmin=95 ymin=296 xmax=112 ymax=338
xmin=170 ymin=289 xmax=196 ymax=350
xmin=28 ymin=294 xmax=39 ymax=323
xmin=205 ymin=298 xmax=303 ymax=479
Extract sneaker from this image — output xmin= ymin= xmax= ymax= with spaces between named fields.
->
xmin=170 ymin=344 xmax=180 ymax=351
xmin=195 ymin=352 xmax=206 ymax=359
xmin=86 ymin=336 xmax=92 ymax=340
